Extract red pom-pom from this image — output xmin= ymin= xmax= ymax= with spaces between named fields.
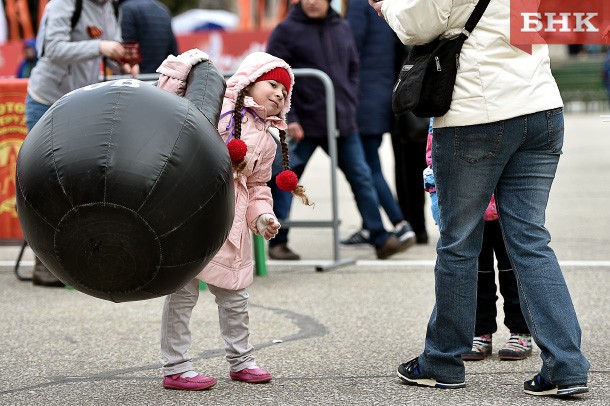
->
xmin=227 ymin=139 xmax=247 ymax=163
xmin=276 ymin=170 xmax=298 ymax=192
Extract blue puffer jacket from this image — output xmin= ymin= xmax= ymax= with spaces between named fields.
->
xmin=119 ymin=0 xmax=178 ymax=73
xmin=345 ymin=0 xmax=396 ymax=136
xmin=266 ymin=3 xmax=359 ymax=138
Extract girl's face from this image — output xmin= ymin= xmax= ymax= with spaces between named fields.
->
xmin=247 ymin=80 xmax=287 ymax=117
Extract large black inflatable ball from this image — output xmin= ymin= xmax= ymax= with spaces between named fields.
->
xmin=16 ymin=61 xmax=234 ymax=302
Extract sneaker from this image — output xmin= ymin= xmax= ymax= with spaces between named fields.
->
xmin=268 ymin=243 xmax=300 ymax=260
xmin=163 ymin=372 xmax=217 ymax=391
xmin=524 ymin=374 xmax=588 ymax=397
xmin=340 ymin=229 xmax=371 ymax=248
xmin=397 ymin=357 xmax=465 ymax=389
xmin=375 ymin=235 xmax=413 ymax=259
xmin=498 ymin=333 xmax=532 ymax=360
xmin=392 ymin=221 xmax=417 ymax=245
xmin=230 ymin=367 xmax=272 ymax=383
xmin=461 ymin=334 xmax=493 ymax=361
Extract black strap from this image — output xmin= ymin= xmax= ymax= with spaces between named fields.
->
xmin=464 ymin=0 xmax=491 ymax=35
xmin=70 ymin=0 xmax=82 ymax=30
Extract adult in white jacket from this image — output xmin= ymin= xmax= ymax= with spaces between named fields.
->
xmin=372 ymin=0 xmax=590 ymax=397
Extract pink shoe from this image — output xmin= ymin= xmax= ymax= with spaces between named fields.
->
xmin=163 ymin=372 xmax=217 ymax=390
xmin=229 ymin=367 xmax=272 ymax=383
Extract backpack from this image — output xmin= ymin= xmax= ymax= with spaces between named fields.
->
xmin=37 ymin=0 xmax=120 ymax=57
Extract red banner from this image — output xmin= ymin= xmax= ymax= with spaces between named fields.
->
xmin=0 ymin=78 xmax=26 ymax=241
xmin=511 ymin=0 xmax=610 ymax=53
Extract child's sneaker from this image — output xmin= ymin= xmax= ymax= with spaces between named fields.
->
xmin=524 ymin=373 xmax=588 ymax=397
xmin=230 ymin=367 xmax=272 ymax=383
xmin=163 ymin=371 xmax=217 ymax=390
xmin=461 ymin=334 xmax=492 ymax=361
xmin=498 ymin=333 xmax=532 ymax=360
xmin=397 ymin=357 xmax=465 ymax=389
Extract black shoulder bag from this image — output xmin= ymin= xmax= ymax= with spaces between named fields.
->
xmin=392 ymin=0 xmax=491 ymax=118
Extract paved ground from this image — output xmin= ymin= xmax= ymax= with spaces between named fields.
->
xmin=0 ymin=113 xmax=608 ymax=405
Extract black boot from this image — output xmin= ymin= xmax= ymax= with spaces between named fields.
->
xmin=32 ymin=257 xmax=65 ymax=287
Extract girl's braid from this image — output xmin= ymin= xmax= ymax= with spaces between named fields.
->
xmin=279 ymin=129 xmax=312 ymax=206
xmin=232 ymin=90 xmax=247 ymax=172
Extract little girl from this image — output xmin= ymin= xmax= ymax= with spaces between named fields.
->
xmin=156 ymin=50 xmax=308 ymax=390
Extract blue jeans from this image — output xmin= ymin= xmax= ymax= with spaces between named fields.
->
xmin=25 ymin=94 xmax=52 ymax=132
xmin=419 ymin=108 xmax=589 ymax=385
xmin=270 ymin=132 xmax=389 ymax=248
xmin=361 ymin=135 xmax=404 ymax=226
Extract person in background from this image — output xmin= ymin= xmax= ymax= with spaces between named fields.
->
xmin=16 ymin=38 xmax=37 ymax=78
xmin=341 ymin=0 xmax=416 ymax=250
xmin=26 ymin=0 xmax=138 ymax=287
xmin=374 ymin=0 xmax=590 ymax=397
xmin=266 ymin=0 xmax=413 ymax=261
xmin=118 ymin=0 xmax=178 ymax=73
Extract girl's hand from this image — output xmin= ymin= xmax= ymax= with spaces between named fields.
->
xmin=256 ymin=213 xmax=281 ymax=240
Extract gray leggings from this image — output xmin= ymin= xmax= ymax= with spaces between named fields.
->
xmin=160 ymin=279 xmax=256 ymax=376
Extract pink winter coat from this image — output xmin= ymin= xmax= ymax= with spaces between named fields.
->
xmin=157 ymin=51 xmax=294 ymax=290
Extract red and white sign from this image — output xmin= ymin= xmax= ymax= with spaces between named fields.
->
xmin=511 ymin=0 xmax=610 ymax=52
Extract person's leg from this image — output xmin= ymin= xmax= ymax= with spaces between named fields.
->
xmin=327 ymin=134 xmax=389 ymax=248
xmin=490 ymin=220 xmax=529 ymax=335
xmin=415 ymin=120 xmax=508 ymax=384
xmin=160 ymin=278 xmax=200 ymax=375
xmin=207 ymin=284 xmax=255 ymax=371
xmin=361 ymin=134 xmax=404 ymax=225
xmin=496 ymin=109 xmax=589 ymax=386
xmin=461 ymin=221 xmax=497 ymax=361
xmin=24 ymin=94 xmax=62 ymax=286
xmin=403 ymin=140 xmax=429 ymax=241
xmin=474 ymin=221 xmax=499 ymax=336
xmin=25 ymin=94 xmax=51 ymax=132
xmin=207 ymin=284 xmax=272 ymax=383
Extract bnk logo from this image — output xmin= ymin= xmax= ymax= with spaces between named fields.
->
xmin=510 ymin=0 xmax=610 ymax=53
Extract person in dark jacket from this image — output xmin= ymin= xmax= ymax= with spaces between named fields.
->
xmin=119 ymin=0 xmax=178 ymax=73
xmin=342 ymin=0 xmax=417 ymax=249
xmin=266 ymin=0 xmax=413 ymax=260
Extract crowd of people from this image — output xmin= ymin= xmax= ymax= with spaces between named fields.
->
xmin=10 ymin=0 xmax=591 ymax=399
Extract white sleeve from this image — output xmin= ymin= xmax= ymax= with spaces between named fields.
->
xmin=382 ymin=0 xmax=452 ymax=45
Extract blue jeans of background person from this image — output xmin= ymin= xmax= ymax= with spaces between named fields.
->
xmin=419 ymin=108 xmax=589 ymax=385
xmin=361 ymin=134 xmax=404 ymax=226
xmin=269 ymin=132 xmax=390 ymax=248
xmin=25 ymin=94 xmax=52 ymax=132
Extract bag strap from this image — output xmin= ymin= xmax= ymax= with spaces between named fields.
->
xmin=463 ymin=0 xmax=491 ymax=37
